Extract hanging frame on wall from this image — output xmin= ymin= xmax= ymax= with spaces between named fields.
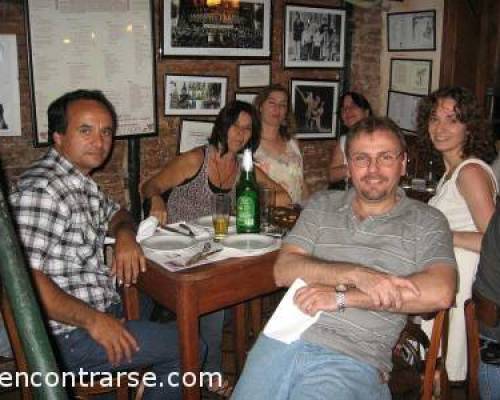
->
xmin=387 ymin=10 xmax=436 ymax=52
xmin=25 ymin=0 xmax=157 ymax=146
xmin=161 ymin=0 xmax=272 ymax=58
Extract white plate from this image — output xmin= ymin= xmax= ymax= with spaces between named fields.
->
xmin=194 ymin=215 xmax=237 ymax=231
xmin=141 ymin=236 xmax=196 ymax=253
xmin=221 ymin=234 xmax=276 ymax=251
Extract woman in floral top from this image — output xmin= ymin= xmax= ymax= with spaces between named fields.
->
xmin=253 ymin=85 xmax=308 ymax=206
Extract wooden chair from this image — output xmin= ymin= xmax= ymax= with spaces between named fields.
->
xmin=422 ymin=309 xmax=449 ymax=400
xmin=465 ymin=291 xmax=500 ymax=400
xmin=390 ymin=309 xmax=449 ymax=400
xmin=0 ymin=287 xmax=143 ymax=400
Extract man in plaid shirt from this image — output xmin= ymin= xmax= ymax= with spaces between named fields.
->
xmin=10 ymin=90 xmax=183 ymax=399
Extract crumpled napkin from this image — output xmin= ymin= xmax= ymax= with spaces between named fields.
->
xmin=104 ymin=216 xmax=159 ymax=245
xmin=158 ymin=221 xmax=211 ymax=241
xmin=263 ymin=278 xmax=321 ymax=344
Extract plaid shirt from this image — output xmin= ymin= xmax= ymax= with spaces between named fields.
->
xmin=10 ymin=148 xmax=120 ymax=335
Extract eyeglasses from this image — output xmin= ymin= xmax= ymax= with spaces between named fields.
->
xmin=349 ymin=152 xmax=403 ymax=168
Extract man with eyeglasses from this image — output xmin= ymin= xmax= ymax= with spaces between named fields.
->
xmin=232 ymin=116 xmax=457 ymax=400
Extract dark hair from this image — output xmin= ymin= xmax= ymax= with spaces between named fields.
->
xmin=345 ymin=116 xmax=407 ymax=157
xmin=253 ymin=84 xmax=295 ymax=140
xmin=417 ymin=86 xmax=496 ymax=163
xmin=208 ymin=100 xmax=261 ymax=155
xmin=47 ymin=89 xmax=117 ymax=144
xmin=338 ymin=91 xmax=373 ymax=116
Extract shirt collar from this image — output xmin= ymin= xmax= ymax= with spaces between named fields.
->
xmin=339 ymin=187 xmax=408 ymax=219
xmin=48 ymin=147 xmax=98 ymax=190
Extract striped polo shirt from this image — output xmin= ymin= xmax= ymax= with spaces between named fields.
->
xmin=285 ymin=188 xmax=456 ymax=373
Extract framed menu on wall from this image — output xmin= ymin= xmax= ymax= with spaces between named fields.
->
xmin=26 ymin=0 xmax=157 ymax=146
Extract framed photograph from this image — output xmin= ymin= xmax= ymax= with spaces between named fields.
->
xmin=390 ymin=58 xmax=432 ymax=96
xmin=284 ymin=5 xmax=346 ymax=69
xmin=165 ymin=74 xmax=228 ymax=116
xmin=178 ymin=119 xmax=214 ymax=154
xmin=291 ymin=79 xmax=339 ymax=139
xmin=235 ymin=92 xmax=258 ymax=105
xmin=0 ymin=34 xmax=22 ymax=137
xmin=387 ymin=10 xmax=436 ymax=51
xmin=387 ymin=90 xmax=424 ymax=134
xmin=26 ymin=0 xmax=157 ymax=146
xmin=238 ymin=64 xmax=271 ymax=89
xmin=162 ymin=0 xmax=271 ymax=58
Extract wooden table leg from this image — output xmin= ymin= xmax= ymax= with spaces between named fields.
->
xmin=233 ymin=302 xmax=247 ymax=375
xmin=249 ymin=298 xmax=262 ymax=337
xmin=176 ymin=286 xmax=201 ymax=400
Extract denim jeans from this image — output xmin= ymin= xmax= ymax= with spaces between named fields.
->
xmin=54 ymin=299 xmax=196 ymax=400
xmin=232 ymin=335 xmax=391 ymax=400
xmin=479 ymin=336 xmax=500 ymax=400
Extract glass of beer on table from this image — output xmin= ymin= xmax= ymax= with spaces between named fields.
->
xmin=213 ymin=193 xmax=230 ymax=240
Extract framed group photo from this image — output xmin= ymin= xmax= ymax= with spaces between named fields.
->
xmin=390 ymin=58 xmax=432 ymax=96
xmin=387 ymin=10 xmax=436 ymax=51
xmin=290 ymin=79 xmax=339 ymax=139
xmin=162 ymin=0 xmax=271 ymax=58
xmin=165 ymin=74 xmax=227 ymax=116
xmin=284 ymin=5 xmax=346 ymax=68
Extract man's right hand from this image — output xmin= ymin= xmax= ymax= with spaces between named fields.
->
xmin=150 ymin=195 xmax=168 ymax=226
xmin=352 ymin=267 xmax=420 ymax=310
xmin=86 ymin=312 xmax=139 ymax=366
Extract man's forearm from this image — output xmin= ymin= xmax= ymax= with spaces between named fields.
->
xmin=32 ymin=270 xmax=99 ymax=331
xmin=274 ymin=251 xmax=361 ymax=288
xmin=108 ymin=209 xmax=137 ymax=238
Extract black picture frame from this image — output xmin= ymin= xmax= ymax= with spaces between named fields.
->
xmin=386 ymin=90 xmax=425 ymax=134
xmin=162 ymin=0 xmax=272 ymax=58
xmin=164 ymin=74 xmax=228 ymax=116
xmin=284 ymin=4 xmax=346 ymax=69
xmin=389 ymin=58 xmax=432 ymax=96
xmin=387 ymin=10 xmax=436 ymax=52
xmin=25 ymin=0 xmax=157 ymax=146
xmin=290 ymin=79 xmax=339 ymax=139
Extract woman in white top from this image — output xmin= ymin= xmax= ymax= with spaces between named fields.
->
xmin=329 ymin=92 xmax=372 ymax=190
xmin=253 ymin=84 xmax=308 ymax=206
xmin=418 ymin=86 xmax=498 ymax=382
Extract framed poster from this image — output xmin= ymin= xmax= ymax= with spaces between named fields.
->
xmin=387 ymin=90 xmax=424 ymax=134
xmin=387 ymin=10 xmax=436 ymax=51
xmin=165 ymin=74 xmax=228 ymax=116
xmin=0 ymin=35 xmax=22 ymax=137
xmin=390 ymin=58 xmax=432 ymax=96
xmin=284 ymin=5 xmax=346 ymax=68
xmin=290 ymin=79 xmax=339 ymax=139
xmin=162 ymin=0 xmax=271 ymax=58
xmin=235 ymin=92 xmax=258 ymax=105
xmin=238 ymin=64 xmax=271 ymax=89
xmin=178 ymin=119 xmax=214 ymax=154
xmin=26 ymin=0 xmax=157 ymax=146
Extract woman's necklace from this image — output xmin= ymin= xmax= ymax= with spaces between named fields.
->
xmin=212 ymin=153 xmax=237 ymax=189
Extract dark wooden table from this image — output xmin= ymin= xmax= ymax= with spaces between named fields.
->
xmin=123 ymin=251 xmax=279 ymax=400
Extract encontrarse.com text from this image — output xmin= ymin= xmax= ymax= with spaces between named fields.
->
xmin=0 ymin=369 xmax=222 ymax=388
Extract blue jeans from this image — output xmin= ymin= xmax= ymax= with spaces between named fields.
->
xmin=200 ymin=309 xmax=224 ymax=374
xmin=54 ymin=299 xmax=197 ymax=400
xmin=479 ymin=336 xmax=500 ymax=400
xmin=232 ymin=335 xmax=391 ymax=400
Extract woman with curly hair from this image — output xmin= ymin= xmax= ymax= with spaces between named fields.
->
xmin=418 ymin=86 xmax=498 ymax=382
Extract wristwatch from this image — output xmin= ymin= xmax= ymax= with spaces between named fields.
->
xmin=335 ymin=290 xmax=346 ymax=313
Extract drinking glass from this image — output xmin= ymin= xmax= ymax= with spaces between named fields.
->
xmin=260 ymin=187 xmax=276 ymax=233
xmin=213 ymin=194 xmax=230 ymax=240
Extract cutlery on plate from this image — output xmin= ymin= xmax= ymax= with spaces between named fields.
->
xmin=179 ymin=223 xmax=196 ymax=237
xmin=185 ymin=248 xmax=223 ymax=266
xmin=159 ymin=226 xmax=193 ymax=237
xmin=185 ymin=242 xmax=211 ymax=266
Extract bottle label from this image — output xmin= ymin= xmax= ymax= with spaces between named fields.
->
xmin=237 ymin=195 xmax=256 ymax=228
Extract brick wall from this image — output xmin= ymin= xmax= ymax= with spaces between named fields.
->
xmin=0 ymin=0 xmax=383 ymax=206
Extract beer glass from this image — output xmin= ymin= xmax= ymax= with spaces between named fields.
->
xmin=260 ymin=187 xmax=276 ymax=233
xmin=213 ymin=194 xmax=230 ymax=240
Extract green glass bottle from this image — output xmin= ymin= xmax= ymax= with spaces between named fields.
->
xmin=236 ymin=148 xmax=260 ymax=233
